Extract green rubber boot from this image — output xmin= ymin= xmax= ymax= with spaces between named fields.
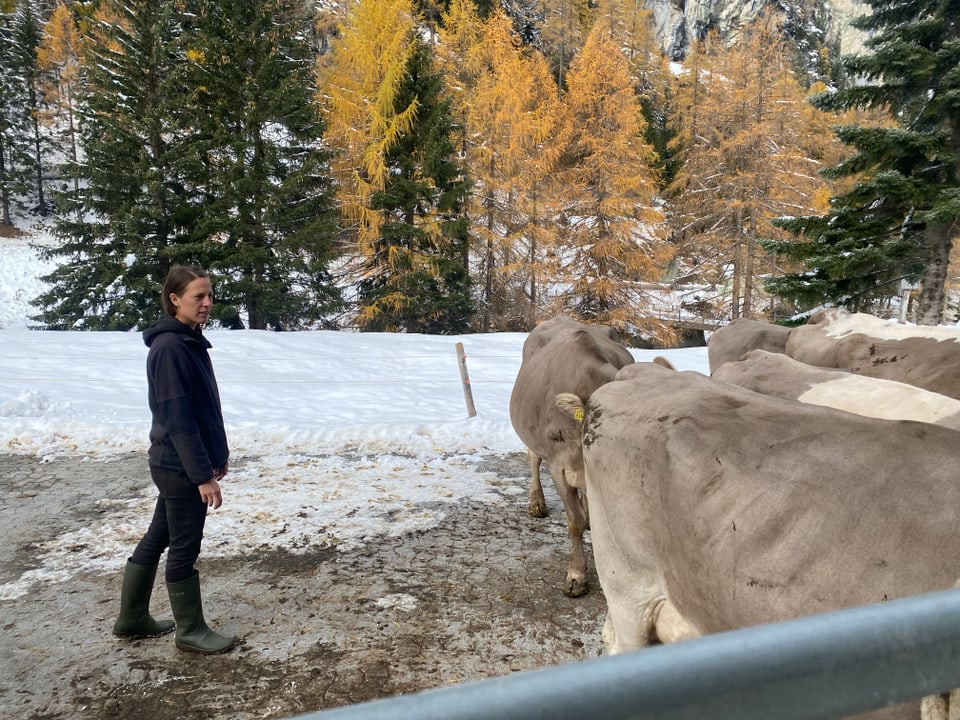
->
xmin=166 ymin=573 xmax=236 ymax=654
xmin=112 ymin=559 xmax=175 ymax=639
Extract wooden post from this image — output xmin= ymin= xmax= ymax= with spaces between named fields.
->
xmin=456 ymin=342 xmax=477 ymax=417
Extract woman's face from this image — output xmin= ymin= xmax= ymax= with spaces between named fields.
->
xmin=171 ymin=277 xmax=214 ymax=329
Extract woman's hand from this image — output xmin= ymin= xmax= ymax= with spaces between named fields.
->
xmin=198 ymin=477 xmax=223 ymax=509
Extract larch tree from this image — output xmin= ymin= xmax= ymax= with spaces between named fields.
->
xmin=443 ymin=8 xmax=563 ymax=331
xmin=317 ymin=0 xmax=418 ymax=255
xmin=538 ymin=0 xmax=592 ymax=90
xmin=355 ymin=36 xmax=474 ymax=333
xmin=767 ymin=0 xmax=960 ymax=324
xmin=594 ymin=0 xmax=675 ymax=179
xmin=174 ymin=0 xmax=343 ymax=330
xmin=666 ymin=15 xmax=841 ymax=321
xmin=553 ymin=23 xmax=668 ymax=340
xmin=36 ymin=1 xmax=85 ymax=212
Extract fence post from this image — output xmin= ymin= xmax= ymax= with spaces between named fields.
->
xmin=455 ymin=342 xmax=477 ymax=417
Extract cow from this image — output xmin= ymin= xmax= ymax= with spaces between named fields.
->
xmin=712 ymin=349 xmax=960 ymax=430
xmin=785 ymin=308 xmax=960 ymax=400
xmin=509 ymin=315 xmax=635 ymax=597
xmin=707 ymin=317 xmax=792 ymax=373
xmin=565 ymin=362 xmax=960 ymax=718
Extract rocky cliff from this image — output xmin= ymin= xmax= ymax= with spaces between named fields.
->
xmin=645 ymin=0 xmax=871 ymax=60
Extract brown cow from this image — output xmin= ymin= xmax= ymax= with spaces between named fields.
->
xmin=569 ymin=362 xmax=960 ymax=718
xmin=713 ymin=349 xmax=960 ymax=430
xmin=509 ymin=315 xmax=634 ymax=597
xmin=707 ymin=317 xmax=791 ymax=373
xmin=786 ymin=308 xmax=960 ymax=400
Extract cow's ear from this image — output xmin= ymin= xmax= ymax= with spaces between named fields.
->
xmin=556 ymin=393 xmax=585 ymax=422
xmin=653 ymin=356 xmax=675 ymax=370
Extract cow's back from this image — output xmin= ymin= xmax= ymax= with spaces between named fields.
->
xmin=707 ymin=318 xmax=791 ymax=373
xmin=786 ymin=308 xmax=960 ymax=399
xmin=510 ymin=321 xmax=633 ymax=464
xmin=713 ymin=349 xmax=960 ymax=430
xmin=584 ymin=363 xmax=960 ymax=634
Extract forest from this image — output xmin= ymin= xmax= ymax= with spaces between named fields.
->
xmin=1 ymin=0 xmax=958 ymax=343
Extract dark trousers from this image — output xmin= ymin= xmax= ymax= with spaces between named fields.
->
xmin=130 ymin=466 xmax=208 ymax=584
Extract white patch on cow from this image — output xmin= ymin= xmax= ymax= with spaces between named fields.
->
xmin=798 ymin=375 xmax=960 ymax=426
xmin=822 ymin=310 xmax=960 ymax=343
xmin=375 ymin=593 xmax=418 ymax=611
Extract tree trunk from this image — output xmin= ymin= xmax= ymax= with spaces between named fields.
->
xmin=730 ymin=206 xmax=743 ymax=319
xmin=916 ymin=222 xmax=954 ymax=325
xmin=28 ymin=85 xmax=47 ymax=216
xmin=743 ymin=214 xmax=756 ymax=318
xmin=0 ymin=139 xmax=10 ymax=227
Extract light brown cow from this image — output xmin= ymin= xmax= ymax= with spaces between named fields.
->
xmin=707 ymin=317 xmax=791 ymax=373
xmin=572 ymin=362 xmax=960 ymax=718
xmin=509 ymin=315 xmax=635 ymax=597
xmin=786 ymin=308 xmax=960 ymax=399
xmin=713 ymin=349 xmax=960 ymax=430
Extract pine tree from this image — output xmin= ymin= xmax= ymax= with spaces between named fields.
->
xmin=765 ymin=0 xmax=960 ymax=324
xmin=175 ymin=0 xmax=342 ymax=330
xmin=33 ymin=0 xmax=187 ymax=329
xmin=552 ymin=23 xmax=668 ymax=340
xmin=355 ymin=37 xmax=474 ymax=333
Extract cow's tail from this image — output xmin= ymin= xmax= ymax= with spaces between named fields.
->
xmin=556 ymin=393 xmax=586 ymax=423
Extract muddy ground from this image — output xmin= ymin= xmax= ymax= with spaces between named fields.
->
xmin=0 ymin=452 xmax=606 ymax=720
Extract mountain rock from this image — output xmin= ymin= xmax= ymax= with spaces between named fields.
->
xmin=645 ymin=0 xmax=871 ymax=60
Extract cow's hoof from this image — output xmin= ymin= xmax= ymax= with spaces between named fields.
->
xmin=563 ymin=578 xmax=589 ymax=598
xmin=528 ymin=501 xmax=548 ymax=518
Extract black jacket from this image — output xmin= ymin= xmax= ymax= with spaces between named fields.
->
xmin=143 ymin=317 xmax=229 ymax=484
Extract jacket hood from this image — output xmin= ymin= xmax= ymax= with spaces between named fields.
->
xmin=143 ymin=316 xmax=211 ymax=348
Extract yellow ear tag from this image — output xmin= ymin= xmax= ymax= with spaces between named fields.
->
xmin=574 ymin=408 xmax=584 ymax=422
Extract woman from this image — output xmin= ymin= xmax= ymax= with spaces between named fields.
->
xmin=112 ymin=264 xmax=235 ymax=654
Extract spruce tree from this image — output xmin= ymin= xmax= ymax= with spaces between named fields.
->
xmin=175 ymin=0 xmax=342 ymax=330
xmin=356 ymin=37 xmax=474 ymax=333
xmin=765 ymin=0 xmax=960 ymax=323
xmin=0 ymin=5 xmax=34 ymax=227
xmin=11 ymin=0 xmax=49 ymax=216
xmin=34 ymin=0 xmax=342 ymax=330
xmin=33 ymin=0 xmax=187 ymax=329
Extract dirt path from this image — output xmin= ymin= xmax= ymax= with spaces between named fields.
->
xmin=0 ymin=452 xmax=606 ymax=720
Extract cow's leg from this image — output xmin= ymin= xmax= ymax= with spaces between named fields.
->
xmin=603 ymin=593 xmax=660 ymax=654
xmin=921 ymin=695 xmax=948 ymax=720
xmin=526 ymin=450 xmax=547 ymax=518
xmin=555 ymin=468 xmax=589 ymax=597
xmin=653 ymin=599 xmax=699 ymax=644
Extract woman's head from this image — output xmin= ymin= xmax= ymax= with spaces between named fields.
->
xmin=162 ymin=265 xmax=213 ymax=328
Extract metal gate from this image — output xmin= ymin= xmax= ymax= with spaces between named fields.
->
xmin=289 ymin=588 xmax=960 ymax=720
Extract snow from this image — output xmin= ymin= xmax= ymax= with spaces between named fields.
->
xmin=0 ymin=228 xmax=709 ymax=601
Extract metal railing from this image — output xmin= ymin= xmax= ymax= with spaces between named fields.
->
xmin=290 ymin=587 xmax=960 ymax=720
